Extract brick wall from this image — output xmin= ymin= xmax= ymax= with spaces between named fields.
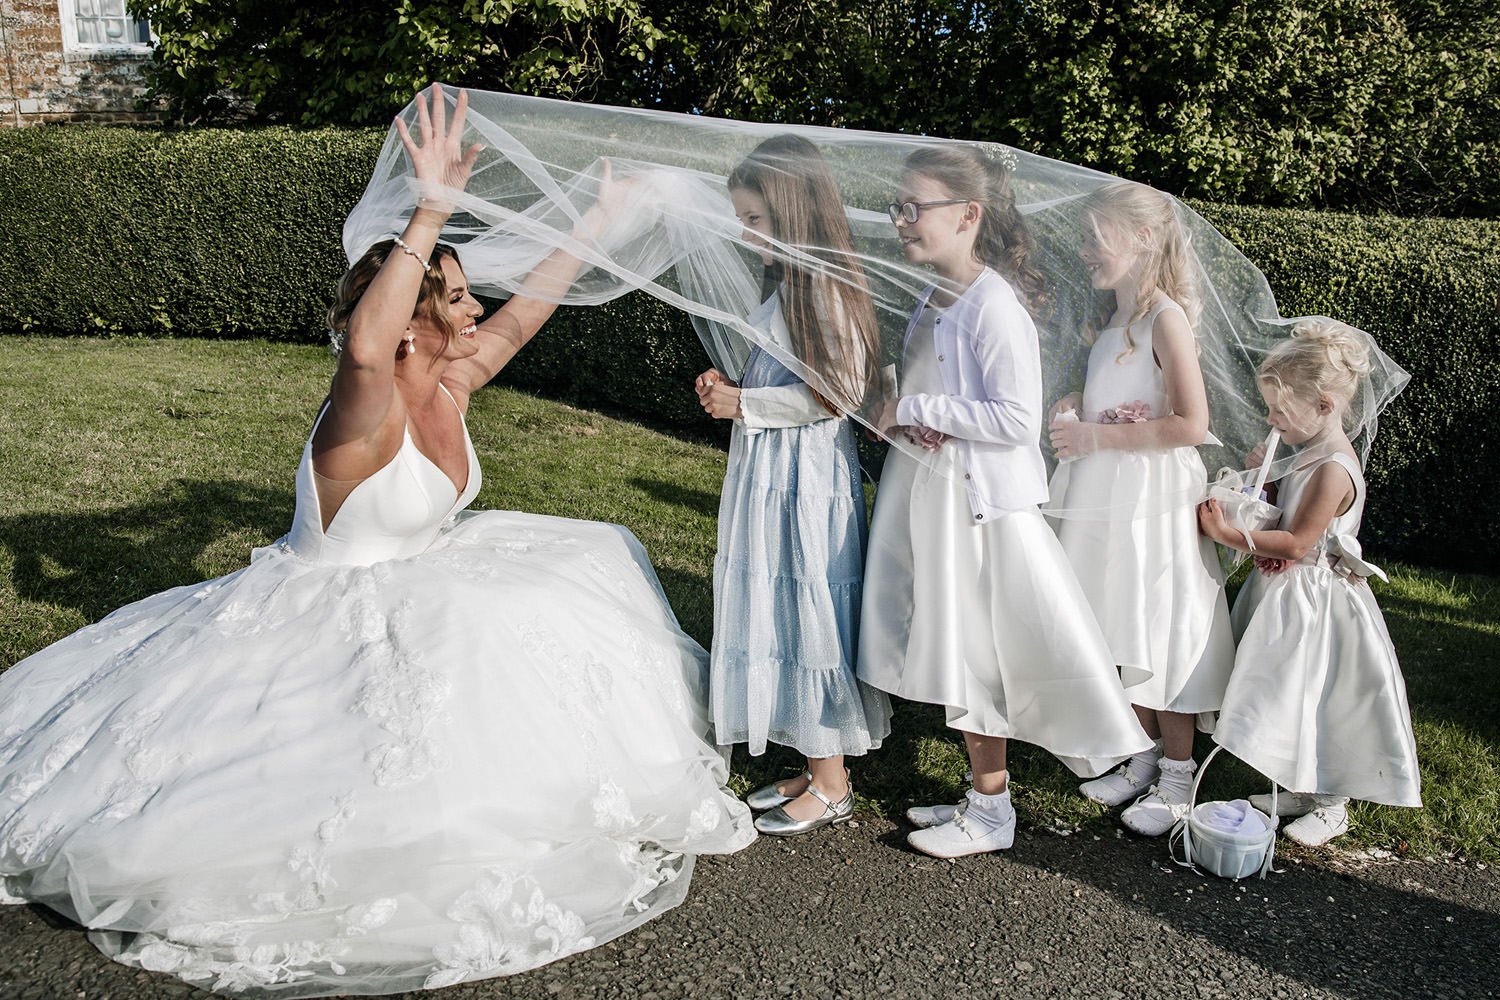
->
xmin=0 ymin=0 xmax=159 ymax=126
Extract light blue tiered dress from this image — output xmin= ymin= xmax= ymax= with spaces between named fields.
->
xmin=710 ymin=292 xmax=891 ymax=759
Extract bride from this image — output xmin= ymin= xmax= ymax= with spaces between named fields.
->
xmin=0 ymin=85 xmax=755 ymax=997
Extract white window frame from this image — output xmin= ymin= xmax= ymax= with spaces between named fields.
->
xmin=58 ymin=0 xmax=153 ymax=55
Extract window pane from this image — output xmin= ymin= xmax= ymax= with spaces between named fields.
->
xmin=77 ymin=0 xmax=100 ymax=18
xmin=77 ymin=18 xmax=102 ymax=44
xmin=103 ymin=17 xmax=127 ymax=42
xmin=133 ymin=19 xmax=150 ymax=44
xmin=100 ymin=0 xmax=128 ymax=15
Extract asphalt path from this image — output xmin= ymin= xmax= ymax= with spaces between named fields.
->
xmin=2 ymin=820 xmax=1494 ymax=1000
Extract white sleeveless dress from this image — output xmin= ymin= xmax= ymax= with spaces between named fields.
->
xmin=0 ymin=396 xmax=755 ymax=997
xmin=1215 ymin=452 xmax=1421 ymax=806
xmin=1047 ymin=300 xmax=1236 ymax=715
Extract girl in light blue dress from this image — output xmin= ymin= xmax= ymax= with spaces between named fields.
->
xmin=693 ymin=135 xmax=891 ymax=836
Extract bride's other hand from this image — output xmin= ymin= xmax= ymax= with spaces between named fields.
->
xmin=577 ymin=159 xmax=636 ymax=242
xmin=394 ymin=83 xmax=484 ymax=214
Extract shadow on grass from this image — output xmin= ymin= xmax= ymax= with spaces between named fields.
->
xmin=629 ymin=476 xmax=721 ymax=519
xmin=652 ymin=564 xmax=716 ymax=650
xmin=1376 ymin=589 xmax=1500 ymax=744
xmin=0 ymin=479 xmax=291 ymax=624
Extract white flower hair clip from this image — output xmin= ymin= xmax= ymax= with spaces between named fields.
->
xmin=979 ymin=143 xmax=1019 ymax=173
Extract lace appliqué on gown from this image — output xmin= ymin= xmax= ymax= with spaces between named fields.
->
xmin=343 ymin=578 xmax=452 ymax=789
xmin=425 ymin=870 xmax=596 ymax=989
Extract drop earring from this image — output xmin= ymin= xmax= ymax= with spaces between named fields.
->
xmin=398 ymin=333 xmax=416 ymax=359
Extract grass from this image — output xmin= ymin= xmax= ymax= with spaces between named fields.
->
xmin=2 ymin=336 xmax=1496 ymax=862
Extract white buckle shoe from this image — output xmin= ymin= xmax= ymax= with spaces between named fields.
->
xmin=907 ymin=795 xmax=1015 ymax=858
xmin=1079 ymin=757 xmax=1161 ymax=807
xmin=1250 ymin=790 xmax=1317 ymax=818
xmin=905 ymin=800 xmax=964 ymax=829
xmin=1283 ymin=805 xmax=1350 ymax=847
xmin=1120 ymin=786 xmax=1190 ymax=837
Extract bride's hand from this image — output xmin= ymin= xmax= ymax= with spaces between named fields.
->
xmin=394 ymin=83 xmax=484 ymax=215
xmin=576 ymin=159 xmax=635 ymax=242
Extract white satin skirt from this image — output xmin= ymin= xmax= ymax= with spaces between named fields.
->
xmin=858 ymin=448 xmax=1151 ymax=777
xmin=1048 ymin=445 xmax=1236 ymax=715
xmin=1215 ymin=563 xmax=1421 ymax=806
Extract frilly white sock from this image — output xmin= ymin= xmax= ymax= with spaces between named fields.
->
xmin=1156 ymin=756 xmax=1197 ymax=804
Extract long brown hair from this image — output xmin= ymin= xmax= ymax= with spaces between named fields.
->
xmin=727 ymin=135 xmax=881 ymax=415
xmin=901 ymin=145 xmax=1047 ymax=314
xmin=327 ymin=240 xmax=464 ymax=361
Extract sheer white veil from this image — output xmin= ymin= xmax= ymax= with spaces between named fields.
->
xmin=343 ymin=86 xmax=1408 ymax=517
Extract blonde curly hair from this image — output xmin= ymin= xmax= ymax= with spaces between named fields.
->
xmin=1258 ymin=319 xmax=1373 ymax=425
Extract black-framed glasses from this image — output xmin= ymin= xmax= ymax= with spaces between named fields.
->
xmin=887 ymin=199 xmax=969 ymax=224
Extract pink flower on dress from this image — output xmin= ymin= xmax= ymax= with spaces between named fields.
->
xmin=1100 ymin=400 xmax=1153 ymax=424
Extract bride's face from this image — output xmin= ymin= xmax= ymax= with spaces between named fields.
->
xmin=410 ymin=255 xmax=483 ymax=361
xmin=730 ymin=187 xmax=776 ymax=265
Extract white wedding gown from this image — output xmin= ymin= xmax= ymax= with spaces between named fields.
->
xmin=0 ymin=397 xmax=755 ymax=996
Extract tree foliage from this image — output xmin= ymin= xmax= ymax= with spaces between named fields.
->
xmin=129 ymin=0 xmax=1498 ymax=216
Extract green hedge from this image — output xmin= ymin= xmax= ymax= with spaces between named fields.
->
xmin=2 ymin=126 xmax=1496 ymax=569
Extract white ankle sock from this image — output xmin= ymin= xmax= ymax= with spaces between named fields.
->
xmin=1126 ymin=741 xmax=1163 ymax=776
xmin=1156 ymin=757 xmax=1196 ymax=803
xmin=964 ymin=779 xmax=1014 ymax=830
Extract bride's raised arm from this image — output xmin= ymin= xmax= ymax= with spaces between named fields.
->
xmin=443 ymin=159 xmax=631 ymax=398
xmin=327 ymin=83 xmax=482 ymax=445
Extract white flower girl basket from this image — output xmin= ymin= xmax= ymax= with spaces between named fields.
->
xmin=1207 ymin=430 xmax=1282 ymax=551
xmin=1168 ymin=746 xmax=1278 ymax=880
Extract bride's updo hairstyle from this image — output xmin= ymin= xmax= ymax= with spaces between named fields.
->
xmin=901 ymin=145 xmax=1047 ymax=315
xmin=1081 ymin=181 xmax=1200 ymax=358
xmin=1258 ymin=319 xmax=1373 ymax=425
xmin=327 ymin=240 xmax=464 ymax=355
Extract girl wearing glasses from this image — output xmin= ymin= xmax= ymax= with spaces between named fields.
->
xmin=859 ymin=146 xmax=1150 ymax=858
xmin=692 ymin=135 xmax=891 ymax=836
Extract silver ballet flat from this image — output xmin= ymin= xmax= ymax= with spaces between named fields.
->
xmin=745 ymin=769 xmax=811 ymax=812
xmin=753 ymin=781 xmax=854 ymax=837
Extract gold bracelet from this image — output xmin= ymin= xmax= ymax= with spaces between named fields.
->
xmin=392 ymin=235 xmax=431 ymax=273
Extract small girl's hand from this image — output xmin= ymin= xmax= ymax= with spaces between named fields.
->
xmin=699 ymin=382 xmax=742 ymax=420
xmin=907 ymin=426 xmax=949 ymax=452
xmin=1048 ymin=392 xmax=1083 ymax=424
xmin=1246 ymin=441 xmax=1267 ymax=470
xmin=1197 ymin=498 xmax=1232 ymax=543
xmin=694 ymin=368 xmax=728 ymax=395
xmin=1253 ymin=555 xmax=1290 ymax=575
xmin=1049 ymin=416 xmax=1097 ymax=459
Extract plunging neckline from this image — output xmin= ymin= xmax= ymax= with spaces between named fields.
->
xmin=312 ymin=386 xmax=476 ymax=536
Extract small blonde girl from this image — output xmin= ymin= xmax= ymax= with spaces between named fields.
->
xmin=1046 ymin=181 xmax=1236 ymax=837
xmin=1199 ymin=320 xmax=1421 ymax=846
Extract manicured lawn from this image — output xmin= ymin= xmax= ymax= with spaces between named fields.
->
xmin=2 ymin=337 xmax=1495 ymax=861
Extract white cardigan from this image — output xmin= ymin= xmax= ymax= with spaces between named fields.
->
xmin=894 ymin=268 xmax=1050 ymax=520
